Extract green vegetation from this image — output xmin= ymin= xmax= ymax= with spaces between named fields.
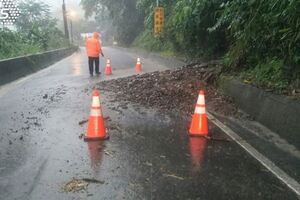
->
xmin=241 ymin=59 xmax=289 ymax=90
xmin=132 ymin=30 xmax=174 ymax=53
xmin=81 ymin=0 xmax=144 ymax=46
xmin=0 ymin=28 xmax=40 ymax=59
xmin=132 ymin=0 xmax=229 ymax=61
xmin=0 ymin=0 xmax=69 ymax=60
xmin=215 ymin=0 xmax=300 ymax=90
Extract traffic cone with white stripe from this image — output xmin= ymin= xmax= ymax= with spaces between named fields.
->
xmin=189 ymin=90 xmax=208 ymax=136
xmin=135 ymin=58 xmax=142 ymax=73
xmin=84 ymin=89 xmax=109 ymax=141
xmin=105 ymin=59 xmax=112 ymax=75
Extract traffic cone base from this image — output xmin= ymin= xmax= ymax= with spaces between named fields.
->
xmin=84 ymin=116 xmax=109 ymax=141
xmin=189 ymin=114 xmax=208 ymax=136
xmin=105 ymin=66 xmax=112 ymax=75
xmin=84 ymin=134 xmax=109 ymax=141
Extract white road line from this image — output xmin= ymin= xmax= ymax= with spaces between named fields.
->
xmin=207 ymin=112 xmax=300 ymax=197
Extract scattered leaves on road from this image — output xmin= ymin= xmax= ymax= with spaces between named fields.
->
xmin=62 ymin=178 xmax=104 ymax=193
xmin=62 ymin=178 xmax=88 ymax=192
xmin=78 ymin=133 xmax=84 ymax=139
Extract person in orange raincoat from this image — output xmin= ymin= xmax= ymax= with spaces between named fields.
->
xmin=85 ymin=32 xmax=104 ymax=76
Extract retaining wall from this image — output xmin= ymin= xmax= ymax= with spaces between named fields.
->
xmin=0 ymin=47 xmax=78 ymax=86
xmin=219 ymin=76 xmax=300 ymax=148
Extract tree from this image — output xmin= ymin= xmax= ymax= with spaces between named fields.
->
xmin=80 ymin=0 xmax=144 ymax=45
xmin=16 ymin=0 xmax=68 ymax=50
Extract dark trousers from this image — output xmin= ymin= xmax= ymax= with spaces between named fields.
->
xmin=88 ymin=57 xmax=100 ymax=75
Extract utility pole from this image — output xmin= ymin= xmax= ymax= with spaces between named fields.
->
xmin=62 ymin=0 xmax=69 ymax=41
xmin=70 ymin=19 xmax=73 ymax=44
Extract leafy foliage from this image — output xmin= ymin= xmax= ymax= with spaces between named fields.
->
xmin=241 ymin=58 xmax=289 ymax=90
xmin=132 ymin=29 xmax=174 ymax=53
xmin=0 ymin=28 xmax=40 ymax=59
xmin=169 ymin=0 xmax=227 ymax=57
xmin=16 ymin=0 xmax=69 ymax=50
xmin=214 ymin=0 xmax=300 ymax=79
xmin=133 ymin=0 xmax=228 ymax=58
xmin=0 ymin=0 xmax=69 ymax=60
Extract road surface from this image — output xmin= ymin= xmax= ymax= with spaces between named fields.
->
xmin=0 ymin=47 xmax=299 ymax=199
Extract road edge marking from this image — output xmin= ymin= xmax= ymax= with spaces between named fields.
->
xmin=207 ymin=112 xmax=300 ymax=197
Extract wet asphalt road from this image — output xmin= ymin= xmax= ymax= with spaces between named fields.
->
xmin=0 ymin=47 xmax=299 ymax=200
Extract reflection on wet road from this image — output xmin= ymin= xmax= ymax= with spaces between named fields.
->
xmin=189 ymin=137 xmax=207 ymax=173
xmin=87 ymin=141 xmax=104 ymax=174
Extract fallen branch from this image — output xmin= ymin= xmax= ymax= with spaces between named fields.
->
xmin=78 ymin=119 xmax=88 ymax=125
xmin=163 ymin=174 xmax=185 ymax=180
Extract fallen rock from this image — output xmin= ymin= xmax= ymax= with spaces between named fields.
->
xmin=97 ymin=64 xmax=236 ymax=116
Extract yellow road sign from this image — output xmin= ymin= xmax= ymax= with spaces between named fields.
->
xmin=154 ymin=7 xmax=164 ymax=36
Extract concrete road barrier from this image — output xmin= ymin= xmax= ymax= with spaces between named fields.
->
xmin=0 ymin=46 xmax=78 ymax=86
xmin=219 ymin=76 xmax=300 ymax=149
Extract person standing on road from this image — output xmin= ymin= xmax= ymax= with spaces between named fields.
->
xmin=85 ymin=32 xmax=104 ymax=76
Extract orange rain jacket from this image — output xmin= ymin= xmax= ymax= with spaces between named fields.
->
xmin=85 ymin=32 xmax=103 ymax=58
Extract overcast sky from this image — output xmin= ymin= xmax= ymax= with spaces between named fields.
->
xmin=46 ymin=0 xmax=85 ymax=20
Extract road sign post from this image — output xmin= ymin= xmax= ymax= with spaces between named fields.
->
xmin=154 ymin=6 xmax=164 ymax=37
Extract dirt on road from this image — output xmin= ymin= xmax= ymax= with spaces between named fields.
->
xmin=97 ymin=62 xmax=238 ymax=118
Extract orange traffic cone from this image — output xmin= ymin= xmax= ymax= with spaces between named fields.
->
xmin=135 ymin=58 xmax=142 ymax=73
xmin=189 ymin=90 xmax=208 ymax=136
xmin=84 ymin=90 xmax=109 ymax=141
xmin=105 ymin=59 xmax=112 ymax=75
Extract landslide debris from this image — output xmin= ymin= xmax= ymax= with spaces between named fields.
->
xmin=97 ymin=62 xmax=237 ymax=116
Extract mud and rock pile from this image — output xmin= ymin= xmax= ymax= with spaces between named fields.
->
xmin=97 ymin=63 xmax=237 ymax=116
